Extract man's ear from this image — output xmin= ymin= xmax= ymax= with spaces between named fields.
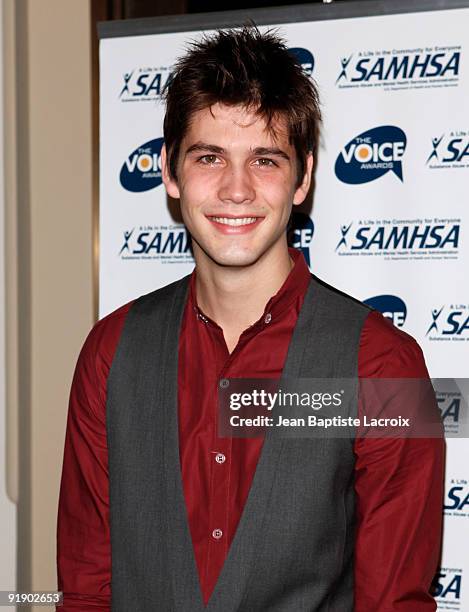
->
xmin=293 ymin=152 xmax=314 ymax=206
xmin=161 ymin=143 xmax=181 ymax=199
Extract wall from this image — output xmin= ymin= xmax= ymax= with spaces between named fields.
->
xmin=1 ymin=0 xmax=16 ymax=606
xmin=4 ymin=0 xmax=94 ymax=605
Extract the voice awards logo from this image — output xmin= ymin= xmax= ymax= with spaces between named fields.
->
xmin=335 ymin=126 xmax=406 ymax=184
xmin=119 ymin=225 xmax=193 ymax=264
xmin=120 ymin=138 xmax=164 ymax=192
xmin=363 ymin=294 xmax=407 ymax=327
xmin=335 ymin=218 xmax=460 ymax=261
xmin=444 ymin=478 xmax=469 ymax=517
xmin=426 ymin=131 xmax=469 ymax=169
xmin=288 ymin=47 xmax=315 ymax=76
xmin=119 ymin=66 xmax=173 ymax=102
xmin=432 ymin=568 xmax=463 ymax=610
xmin=426 ymin=304 xmax=469 ymax=341
xmin=288 ymin=212 xmax=314 ymax=268
xmin=336 ymin=46 xmax=461 ymax=92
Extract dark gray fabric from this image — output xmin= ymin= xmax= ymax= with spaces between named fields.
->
xmin=107 ymin=273 xmax=370 ymax=611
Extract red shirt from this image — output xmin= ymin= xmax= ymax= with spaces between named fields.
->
xmin=57 ymin=248 xmax=444 ymax=610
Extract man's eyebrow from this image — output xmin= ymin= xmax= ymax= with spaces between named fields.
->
xmin=252 ymin=147 xmax=291 ymax=161
xmin=185 ymin=142 xmax=225 ymax=155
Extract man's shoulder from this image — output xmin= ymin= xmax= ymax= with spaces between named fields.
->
xmin=94 ymin=274 xmax=190 ymax=333
xmin=363 ymin=308 xmax=417 ymax=347
xmin=309 ymin=275 xmax=426 ymax=374
xmin=78 ymin=300 xmax=135 ymax=377
xmin=309 ymin=274 xmax=371 ymax=322
xmin=94 ymin=300 xmax=134 ymax=334
xmin=84 ymin=274 xmax=192 ymax=362
xmin=359 ymin=310 xmax=427 ymax=377
xmin=310 ymin=275 xmax=417 ymax=342
xmin=124 ymin=273 xmax=191 ymax=317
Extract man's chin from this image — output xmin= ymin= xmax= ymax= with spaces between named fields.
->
xmin=202 ymin=247 xmax=264 ymax=269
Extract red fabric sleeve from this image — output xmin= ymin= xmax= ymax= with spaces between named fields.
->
xmin=354 ymin=310 xmax=445 ymax=611
xmin=56 ymin=302 xmax=132 ymax=611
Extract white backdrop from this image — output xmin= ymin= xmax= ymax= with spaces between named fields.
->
xmin=99 ymin=4 xmax=469 ymax=609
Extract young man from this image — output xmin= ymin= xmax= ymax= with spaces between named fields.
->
xmin=57 ymin=27 xmax=444 ymax=611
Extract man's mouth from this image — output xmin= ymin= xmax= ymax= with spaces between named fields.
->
xmin=208 ymin=216 xmax=260 ymax=226
xmin=205 ymin=215 xmax=265 ymax=233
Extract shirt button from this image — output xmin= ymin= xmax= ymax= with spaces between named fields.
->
xmin=219 ymin=378 xmax=229 ymax=388
xmin=215 ymin=453 xmax=226 ymax=464
xmin=212 ymin=528 xmax=223 ymax=540
xmin=264 ymin=312 xmax=272 ymax=324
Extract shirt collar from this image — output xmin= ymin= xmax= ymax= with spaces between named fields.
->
xmin=188 ymin=247 xmax=311 ymax=327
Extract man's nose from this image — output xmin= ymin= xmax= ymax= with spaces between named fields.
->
xmin=217 ymin=166 xmax=255 ymax=205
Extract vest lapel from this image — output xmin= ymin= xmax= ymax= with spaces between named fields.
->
xmin=161 ymin=275 xmax=206 ymax=611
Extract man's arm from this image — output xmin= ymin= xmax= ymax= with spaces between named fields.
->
xmin=354 ymin=313 xmax=445 ymax=611
xmin=56 ymin=304 xmax=131 ymax=611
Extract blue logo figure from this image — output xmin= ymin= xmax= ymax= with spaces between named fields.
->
xmin=288 ymin=48 xmax=315 ymax=76
xmin=119 ymin=229 xmax=134 ymax=255
xmin=288 ymin=212 xmax=314 ymax=267
xmin=363 ymin=294 xmax=407 ymax=327
xmin=335 ymin=125 xmax=407 ymax=184
xmin=120 ymin=137 xmax=165 ymax=192
xmin=426 ymin=135 xmax=444 ymax=165
xmin=426 ymin=307 xmax=444 ymax=336
xmin=336 ymin=55 xmax=353 ymax=84
xmin=119 ymin=70 xmax=134 ymax=98
xmin=335 ymin=223 xmax=352 ymax=251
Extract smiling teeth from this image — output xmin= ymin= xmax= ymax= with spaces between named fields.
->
xmin=211 ymin=217 xmax=258 ymax=226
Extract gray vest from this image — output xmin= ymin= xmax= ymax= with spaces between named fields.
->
xmin=106 ymin=273 xmax=370 ymax=611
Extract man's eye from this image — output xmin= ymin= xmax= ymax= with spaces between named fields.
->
xmin=198 ymin=155 xmax=220 ymax=165
xmin=254 ymin=158 xmax=277 ymax=167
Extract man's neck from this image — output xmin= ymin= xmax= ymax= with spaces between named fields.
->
xmin=194 ymin=243 xmax=294 ymax=350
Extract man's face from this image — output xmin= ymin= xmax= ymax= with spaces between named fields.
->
xmin=162 ymin=103 xmax=312 ymax=267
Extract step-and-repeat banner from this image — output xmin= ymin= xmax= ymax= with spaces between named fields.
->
xmin=99 ymin=3 xmax=469 ymax=609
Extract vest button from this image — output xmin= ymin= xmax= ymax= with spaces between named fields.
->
xmin=219 ymin=378 xmax=229 ymax=388
xmin=264 ymin=312 xmax=272 ymax=324
xmin=212 ymin=528 xmax=223 ymax=540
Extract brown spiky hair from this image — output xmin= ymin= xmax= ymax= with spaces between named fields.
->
xmin=163 ymin=25 xmax=321 ymax=186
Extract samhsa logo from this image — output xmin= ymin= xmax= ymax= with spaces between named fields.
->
xmin=432 ymin=568 xmax=462 ymax=610
xmin=119 ymin=225 xmax=193 ymax=263
xmin=444 ymin=479 xmax=469 ymax=516
xmin=288 ymin=212 xmax=314 ymax=268
xmin=120 ymin=138 xmax=164 ymax=192
xmin=426 ymin=304 xmax=469 ymax=340
xmin=335 ymin=126 xmax=406 ymax=184
xmin=426 ymin=131 xmax=469 ymax=169
xmin=363 ymin=294 xmax=407 ymax=327
xmin=288 ymin=48 xmax=315 ymax=76
xmin=437 ymin=391 xmax=461 ymax=432
xmin=432 ymin=378 xmax=469 ymax=438
xmin=119 ymin=67 xmax=173 ymax=102
xmin=336 ymin=47 xmax=460 ymax=92
xmin=336 ymin=219 xmax=459 ymax=261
